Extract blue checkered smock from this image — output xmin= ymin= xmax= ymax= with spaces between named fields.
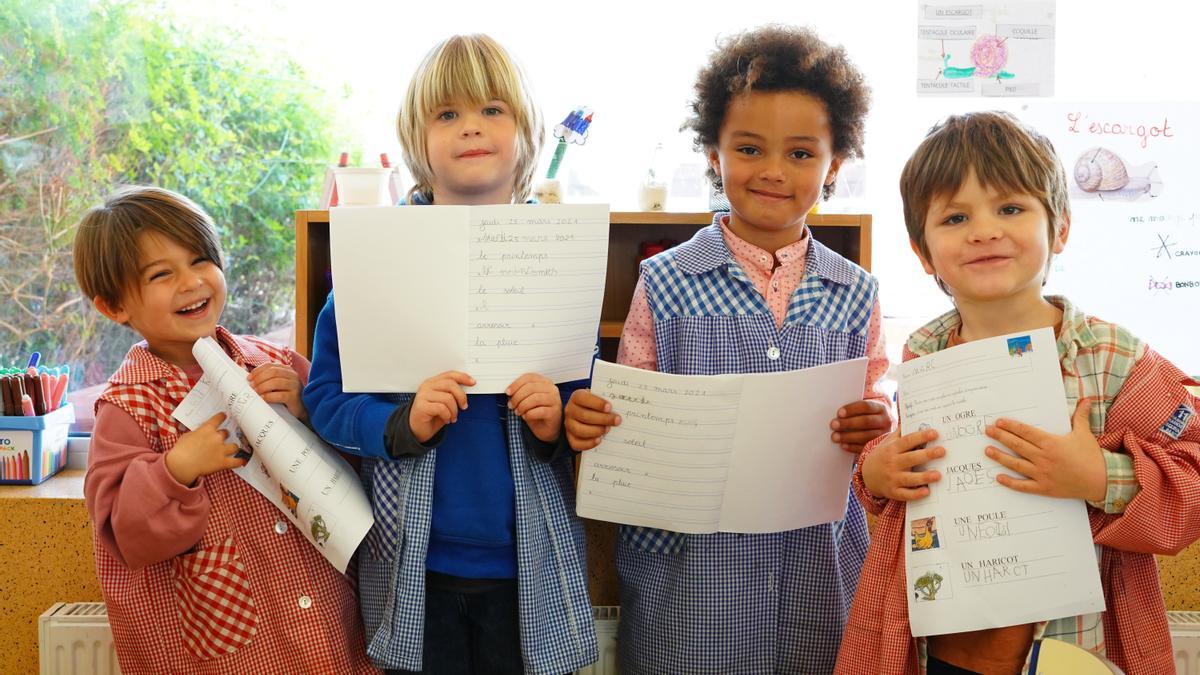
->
xmin=357 ymin=410 xmax=598 ymax=673
xmin=617 ymin=218 xmax=877 ymax=674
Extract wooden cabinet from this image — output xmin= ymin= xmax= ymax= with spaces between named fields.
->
xmin=294 ymin=210 xmax=872 ymax=360
xmin=292 ymin=209 xmax=871 ymax=604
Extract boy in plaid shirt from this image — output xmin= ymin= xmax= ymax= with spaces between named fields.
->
xmin=835 ymin=111 xmax=1200 ymax=675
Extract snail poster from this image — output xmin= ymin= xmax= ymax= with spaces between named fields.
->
xmin=917 ymin=2 xmax=1056 ymax=97
xmin=1020 ymin=102 xmax=1200 ymax=376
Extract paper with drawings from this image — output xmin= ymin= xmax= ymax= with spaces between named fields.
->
xmin=576 ymin=358 xmax=868 ymax=533
xmin=900 ymin=327 xmax=1104 ymax=637
xmin=171 ymin=337 xmax=374 ymax=573
xmin=330 ymin=204 xmax=608 ymax=393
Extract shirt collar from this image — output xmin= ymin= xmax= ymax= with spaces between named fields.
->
xmin=109 ymin=326 xmax=274 ymax=386
xmin=719 ymin=216 xmax=808 ymax=275
xmin=672 ymin=212 xmax=857 ymax=286
xmin=906 ymin=295 xmax=1099 ymax=358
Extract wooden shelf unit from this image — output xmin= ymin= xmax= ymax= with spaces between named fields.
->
xmin=293 ymin=209 xmax=870 ymax=605
xmin=294 ymin=210 xmax=871 ymax=359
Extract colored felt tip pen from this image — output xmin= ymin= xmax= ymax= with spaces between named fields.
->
xmin=21 ymin=394 xmax=34 ymax=417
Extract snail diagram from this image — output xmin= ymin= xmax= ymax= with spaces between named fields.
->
xmin=938 ymin=34 xmax=1016 ymax=82
xmin=1072 ymin=147 xmax=1163 ymax=202
xmin=918 ymin=2 xmax=1055 ymax=97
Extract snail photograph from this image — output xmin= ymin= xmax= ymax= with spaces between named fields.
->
xmin=1071 ymin=146 xmax=1164 ymax=202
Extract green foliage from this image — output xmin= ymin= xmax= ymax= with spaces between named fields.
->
xmin=0 ymin=0 xmax=335 ymax=387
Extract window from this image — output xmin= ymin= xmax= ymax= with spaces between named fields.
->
xmin=3 ymin=0 xmax=1192 ymax=431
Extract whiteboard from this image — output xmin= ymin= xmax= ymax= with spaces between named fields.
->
xmin=1019 ymin=102 xmax=1199 ymax=375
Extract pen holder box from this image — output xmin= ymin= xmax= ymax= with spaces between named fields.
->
xmin=0 ymin=404 xmax=75 ymax=485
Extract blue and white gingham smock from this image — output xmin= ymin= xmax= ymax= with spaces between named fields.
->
xmin=356 ymin=404 xmax=598 ymax=674
xmin=616 ymin=217 xmax=878 ymax=674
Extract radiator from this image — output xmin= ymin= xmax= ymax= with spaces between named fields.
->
xmin=1173 ymin=611 xmax=1200 ymax=675
xmin=35 ymin=603 xmax=1192 ymax=674
xmin=38 ymin=602 xmax=121 ymax=675
xmin=577 ymin=605 xmax=620 ymax=675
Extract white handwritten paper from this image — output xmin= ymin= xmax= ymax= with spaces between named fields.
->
xmin=900 ymin=328 xmax=1104 ymax=637
xmin=330 ymin=204 xmax=609 ymax=393
xmin=576 ymin=358 xmax=868 ymax=534
xmin=172 ymin=338 xmax=374 ymax=573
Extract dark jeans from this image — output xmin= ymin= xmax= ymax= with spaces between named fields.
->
xmin=387 ymin=573 xmax=523 ymax=675
xmin=927 ymin=656 xmax=985 ymax=675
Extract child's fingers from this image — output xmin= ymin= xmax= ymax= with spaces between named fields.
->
xmin=891 ymin=428 xmax=940 ymax=452
xmin=985 ymin=445 xmax=1035 ymax=477
xmin=513 ymin=392 xmax=557 ymax=417
xmin=566 ymin=405 xmax=620 ymax=428
xmin=260 ymin=391 xmax=297 ymax=406
xmin=837 ymin=399 xmax=888 ymax=418
xmin=565 ymin=418 xmax=609 ymax=442
xmin=984 ymin=425 xmax=1038 ymax=460
xmin=433 ymin=371 xmax=476 ymax=387
xmin=899 ymin=445 xmax=945 ymax=469
xmin=427 ymin=380 xmax=469 ymax=411
xmin=569 ymin=436 xmax=604 ymax=452
xmin=831 ymin=411 xmax=892 ymax=432
xmin=201 ymin=412 xmax=228 ymax=429
xmin=891 ymin=485 xmax=932 ymax=501
xmin=417 ymin=393 xmax=459 ymax=424
xmin=995 ymin=473 xmax=1039 ymax=494
xmin=568 ymin=389 xmax=611 ymax=413
xmin=253 ymin=376 xmax=298 ymax=396
xmin=506 ymin=373 xmax=550 ymax=395
xmin=522 ymin=405 xmax=557 ymax=422
xmin=832 ymin=429 xmax=888 ymax=445
xmin=508 ymin=380 xmax=552 ymax=408
xmin=898 ymin=468 xmax=941 ymax=487
xmin=989 ymin=417 xmax=1052 ymax=447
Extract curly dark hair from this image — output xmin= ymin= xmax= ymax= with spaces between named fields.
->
xmin=684 ymin=25 xmax=871 ymax=199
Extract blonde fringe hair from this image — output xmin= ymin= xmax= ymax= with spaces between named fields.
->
xmin=397 ymin=34 xmax=544 ymax=203
xmin=74 ymin=185 xmax=224 ymax=309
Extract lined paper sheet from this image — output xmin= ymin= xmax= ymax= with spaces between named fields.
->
xmin=577 ymin=358 xmax=868 ymax=534
xmin=330 ymin=204 xmax=608 ymax=393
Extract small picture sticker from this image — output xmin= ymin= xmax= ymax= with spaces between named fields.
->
xmin=1006 ymin=335 xmax=1033 ymax=357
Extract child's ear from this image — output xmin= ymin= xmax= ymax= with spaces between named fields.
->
xmin=910 ymin=239 xmax=937 ymax=276
xmin=824 ymin=157 xmax=844 ymax=189
xmin=705 ymin=146 xmax=721 ymax=181
xmin=1052 ymin=211 xmax=1071 ymax=254
xmin=93 ymin=295 xmax=130 ymax=325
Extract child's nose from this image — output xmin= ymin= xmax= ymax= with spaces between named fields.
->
xmin=758 ymin=157 xmax=785 ymax=182
xmin=458 ymin=113 xmax=483 ymax=136
xmin=967 ymin=215 xmax=1003 ymax=241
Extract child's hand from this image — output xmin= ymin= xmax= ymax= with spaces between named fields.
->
xmin=165 ymin=412 xmax=244 ymax=487
xmin=249 ymin=363 xmax=306 ymax=421
xmin=983 ymin=398 xmax=1107 ymax=501
xmin=831 ymin=399 xmax=893 ymax=453
xmin=410 ymin=371 xmax=475 ymax=444
xmin=564 ymin=389 xmax=621 ymax=451
xmin=861 ymin=428 xmax=944 ymax=501
xmin=507 ymin=373 xmax=563 ymax=443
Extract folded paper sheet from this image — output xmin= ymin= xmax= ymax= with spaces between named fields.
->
xmin=577 ymin=358 xmax=868 ymax=534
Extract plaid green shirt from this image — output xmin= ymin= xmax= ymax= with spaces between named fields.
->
xmin=905 ymin=295 xmax=1143 ymax=667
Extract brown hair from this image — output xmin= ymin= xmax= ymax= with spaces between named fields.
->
xmin=684 ymin=25 xmax=871 ymax=199
xmin=397 ymin=34 xmax=544 ymax=203
xmin=900 ymin=111 xmax=1070 ymax=293
xmin=73 ymin=185 xmax=224 ymax=309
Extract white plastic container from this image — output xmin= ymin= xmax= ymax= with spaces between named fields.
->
xmin=333 ymin=167 xmax=393 ymax=206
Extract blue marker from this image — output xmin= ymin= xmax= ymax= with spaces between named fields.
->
xmin=27 ymin=352 xmax=40 ymax=369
